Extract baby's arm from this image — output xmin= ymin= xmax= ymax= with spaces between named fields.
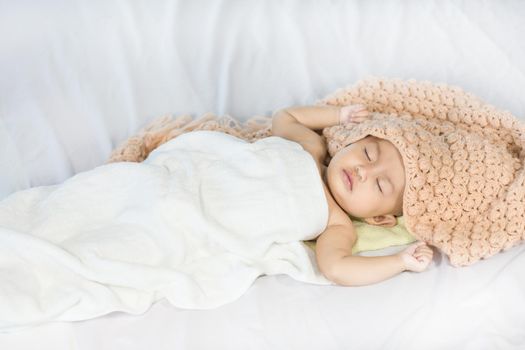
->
xmin=273 ymin=105 xmax=369 ymax=129
xmin=316 ymin=224 xmax=433 ymax=286
xmin=272 ymin=105 xmax=369 ymax=165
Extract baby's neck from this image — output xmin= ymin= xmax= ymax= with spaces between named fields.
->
xmin=321 ymin=165 xmax=327 ymax=180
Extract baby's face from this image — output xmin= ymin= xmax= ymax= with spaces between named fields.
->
xmin=325 ymin=135 xmax=405 ymax=219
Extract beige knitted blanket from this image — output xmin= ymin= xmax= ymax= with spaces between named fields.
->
xmin=109 ymin=78 xmax=525 ymax=267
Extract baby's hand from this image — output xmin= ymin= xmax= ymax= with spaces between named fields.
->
xmin=339 ymin=104 xmax=370 ymax=125
xmin=397 ymin=241 xmax=434 ymax=272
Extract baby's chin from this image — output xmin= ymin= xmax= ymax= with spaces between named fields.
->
xmin=345 ymin=209 xmax=369 ymax=221
xmin=346 ymin=213 xmax=364 ymax=221
xmin=346 ymin=204 xmax=395 ymax=221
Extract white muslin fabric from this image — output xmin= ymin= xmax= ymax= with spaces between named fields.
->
xmin=0 ymin=131 xmax=329 ymax=332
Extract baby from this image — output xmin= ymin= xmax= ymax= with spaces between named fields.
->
xmin=272 ymin=104 xmax=434 ymax=286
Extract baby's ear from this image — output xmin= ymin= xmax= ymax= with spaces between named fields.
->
xmin=363 ymin=215 xmax=397 ymax=227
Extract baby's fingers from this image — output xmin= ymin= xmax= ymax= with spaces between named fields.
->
xmin=352 ymin=111 xmax=369 ymax=118
xmin=414 ymin=245 xmax=431 ymax=254
xmin=415 ymin=254 xmax=431 ymax=262
xmin=415 ymin=246 xmax=432 ymax=254
xmin=353 ymin=108 xmax=369 ymax=116
xmin=349 ymin=104 xmax=367 ymax=112
xmin=350 ymin=112 xmax=371 ymax=123
xmin=414 ymin=250 xmax=433 ymax=264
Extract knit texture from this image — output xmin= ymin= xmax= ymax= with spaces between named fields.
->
xmin=108 ymin=78 xmax=525 ymax=267
xmin=320 ymin=78 xmax=525 ymax=266
xmin=108 ymin=113 xmax=272 ymax=163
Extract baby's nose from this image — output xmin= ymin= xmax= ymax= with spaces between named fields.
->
xmin=355 ymin=166 xmax=367 ymax=182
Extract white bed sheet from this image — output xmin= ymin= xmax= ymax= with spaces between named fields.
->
xmin=1 ymin=0 xmax=524 ymax=349
xmin=1 ymin=244 xmax=524 ymax=350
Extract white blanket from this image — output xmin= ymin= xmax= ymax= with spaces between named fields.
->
xmin=0 ymin=131 xmax=329 ymax=332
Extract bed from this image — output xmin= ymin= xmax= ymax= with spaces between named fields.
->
xmin=1 ymin=0 xmax=524 ymax=349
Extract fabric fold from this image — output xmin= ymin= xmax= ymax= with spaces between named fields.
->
xmin=0 ymin=130 xmax=329 ymax=331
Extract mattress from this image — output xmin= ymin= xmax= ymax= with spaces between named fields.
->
xmin=1 ymin=0 xmax=524 ymax=349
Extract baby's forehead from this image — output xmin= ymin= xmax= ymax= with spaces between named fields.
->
xmin=361 ymin=135 xmax=405 ymax=169
xmin=343 ymin=135 xmax=403 ymax=165
xmin=359 ymin=135 xmax=394 ymax=147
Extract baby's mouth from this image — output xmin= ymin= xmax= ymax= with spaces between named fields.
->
xmin=343 ymin=169 xmax=353 ymax=191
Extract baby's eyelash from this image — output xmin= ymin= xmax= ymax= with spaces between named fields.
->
xmin=376 ymin=179 xmax=383 ymax=193
xmin=364 ymin=147 xmax=382 ymax=193
xmin=364 ymin=148 xmax=370 ymax=161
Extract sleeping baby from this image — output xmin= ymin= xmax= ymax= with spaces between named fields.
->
xmin=4 ymin=103 xmax=433 ymax=329
xmin=272 ymin=104 xmax=434 ymax=286
xmin=2 ymin=78 xmax=522 ymax=330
